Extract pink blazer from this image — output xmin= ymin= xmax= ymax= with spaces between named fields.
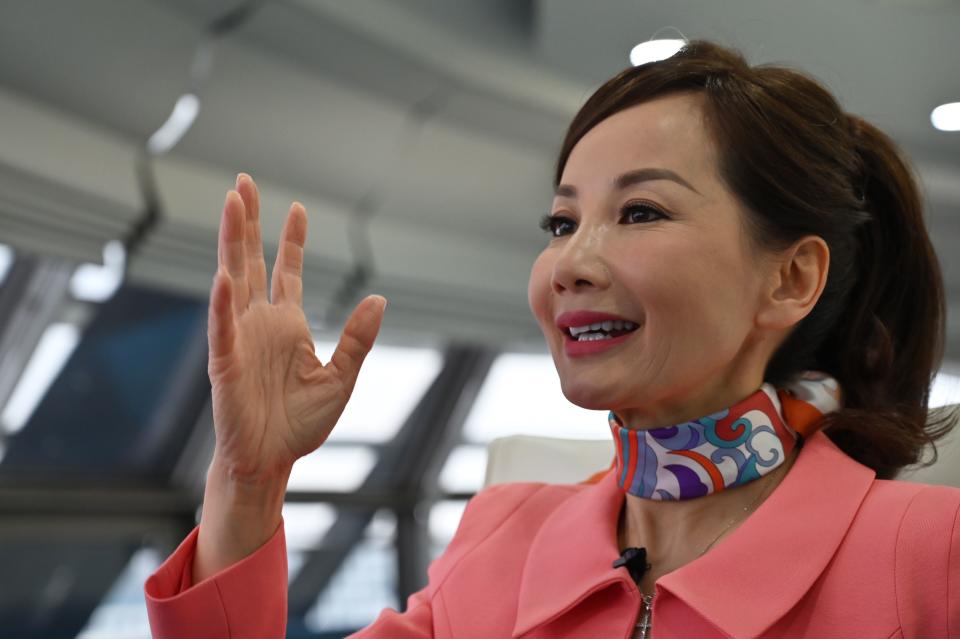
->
xmin=145 ymin=430 xmax=960 ymax=638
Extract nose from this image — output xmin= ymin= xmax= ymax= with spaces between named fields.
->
xmin=551 ymin=225 xmax=612 ymax=294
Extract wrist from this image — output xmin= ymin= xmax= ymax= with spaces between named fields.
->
xmin=207 ymin=452 xmax=292 ymax=501
xmin=203 ymin=453 xmax=290 ymax=534
xmin=192 ymin=454 xmax=291 ymax=584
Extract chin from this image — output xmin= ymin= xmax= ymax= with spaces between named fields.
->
xmin=558 ymin=376 xmax=617 ymax=411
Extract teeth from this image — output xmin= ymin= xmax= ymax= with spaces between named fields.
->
xmin=578 ymin=333 xmax=612 ymax=341
xmin=568 ymin=319 xmax=640 ymax=336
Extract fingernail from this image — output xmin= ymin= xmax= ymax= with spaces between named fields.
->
xmin=236 ymin=173 xmax=247 ymax=187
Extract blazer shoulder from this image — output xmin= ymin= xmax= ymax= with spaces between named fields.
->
xmin=425 ymin=480 xmax=581 ymax=586
xmin=861 ymin=478 xmax=960 ymax=541
xmin=866 ymin=477 xmax=960 ymax=513
xmin=869 ymin=480 xmax=960 ymax=637
xmin=449 ymin=480 xmax=580 ymax=545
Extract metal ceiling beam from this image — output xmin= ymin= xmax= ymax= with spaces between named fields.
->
xmin=287 ymin=342 xmax=495 ymax=617
xmin=284 ymin=489 xmax=477 ymax=507
xmin=0 ymin=484 xmax=197 ymax=639
xmin=0 ymin=484 xmax=196 ymax=517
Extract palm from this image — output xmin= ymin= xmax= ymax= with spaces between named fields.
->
xmin=211 ymin=303 xmax=331 ymax=478
xmin=207 ymin=175 xmax=385 ymax=482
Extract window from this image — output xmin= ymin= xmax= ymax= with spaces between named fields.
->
xmin=463 ymin=352 xmax=608 ymax=443
xmin=76 ymin=547 xmax=161 ymax=639
xmin=312 ymin=341 xmax=442 ymax=443
xmin=304 ymin=509 xmax=398 ymax=633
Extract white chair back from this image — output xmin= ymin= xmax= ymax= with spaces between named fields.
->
xmin=484 ymin=404 xmax=960 ymax=489
xmin=483 ymin=435 xmax=613 ymax=488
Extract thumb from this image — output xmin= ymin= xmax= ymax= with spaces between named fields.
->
xmin=328 ymin=295 xmax=387 ymax=393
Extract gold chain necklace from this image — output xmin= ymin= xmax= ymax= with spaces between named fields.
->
xmin=632 ymin=461 xmax=788 ymax=638
xmin=697 ymin=466 xmax=780 ymax=557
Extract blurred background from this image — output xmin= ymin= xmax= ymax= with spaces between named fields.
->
xmin=0 ymin=1 xmax=958 ymax=637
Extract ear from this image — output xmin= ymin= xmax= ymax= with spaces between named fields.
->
xmin=756 ymin=235 xmax=830 ymax=330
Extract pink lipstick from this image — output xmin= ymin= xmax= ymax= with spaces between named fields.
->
xmin=555 ymin=310 xmax=641 ymax=358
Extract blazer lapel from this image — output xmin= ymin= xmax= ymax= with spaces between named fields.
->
xmin=656 ymin=430 xmax=876 ymax=637
xmin=511 ymin=430 xmax=875 ymax=638
xmin=512 ymin=465 xmax=634 ymax=637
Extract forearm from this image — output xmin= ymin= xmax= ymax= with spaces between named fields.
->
xmin=193 ymin=453 xmax=291 ymax=585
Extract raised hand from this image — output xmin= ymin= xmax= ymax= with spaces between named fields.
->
xmin=194 ymin=173 xmax=386 ymax=583
xmin=207 ymin=173 xmax=385 ymax=481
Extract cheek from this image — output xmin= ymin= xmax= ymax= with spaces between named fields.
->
xmin=624 ymin=238 xmax=754 ymax=336
xmin=527 ymin=251 xmax=553 ymax=327
xmin=656 ymin=245 xmax=758 ymax=346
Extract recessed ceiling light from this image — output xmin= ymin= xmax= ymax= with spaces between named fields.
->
xmin=629 ymin=39 xmax=685 ymax=67
xmin=931 ymin=102 xmax=960 ymax=132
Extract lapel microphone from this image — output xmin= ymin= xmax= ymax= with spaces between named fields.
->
xmin=613 ymin=546 xmax=651 ymax=585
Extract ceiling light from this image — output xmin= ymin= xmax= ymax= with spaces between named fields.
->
xmin=70 ymin=240 xmax=125 ymax=302
xmin=147 ymin=93 xmax=200 ymax=155
xmin=629 ymin=39 xmax=685 ymax=66
xmin=0 ymin=244 xmax=12 ymax=285
xmin=931 ymin=102 xmax=960 ymax=132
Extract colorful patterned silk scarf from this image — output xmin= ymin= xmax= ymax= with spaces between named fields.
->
xmin=608 ymin=372 xmax=842 ymax=500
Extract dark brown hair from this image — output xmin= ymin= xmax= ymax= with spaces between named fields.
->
xmin=556 ymin=39 xmax=953 ymax=479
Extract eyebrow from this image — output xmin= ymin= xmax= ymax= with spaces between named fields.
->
xmin=555 ymin=167 xmax=701 ymax=198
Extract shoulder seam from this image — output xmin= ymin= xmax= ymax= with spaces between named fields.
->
xmin=892 ymin=487 xmax=925 ymax=634
xmin=212 ymin=580 xmax=233 ymax=639
xmin=892 ymin=484 xmax=960 ymax=639
xmin=948 ymin=495 xmax=960 ymax=639
xmin=438 ymin=588 xmax=456 ymax=637
xmin=427 ymin=483 xmax=551 ymax=600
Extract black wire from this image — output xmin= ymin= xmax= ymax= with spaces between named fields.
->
xmin=323 ymin=82 xmax=453 ymax=328
xmin=125 ymin=1 xmax=269 ymax=268
xmin=207 ymin=0 xmax=267 ymax=37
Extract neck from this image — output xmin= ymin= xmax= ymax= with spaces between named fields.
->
xmin=618 ymin=446 xmax=799 ymax=590
xmin=614 ymin=370 xmax=763 ymax=430
xmin=607 ymin=370 xmax=842 ymax=592
xmin=608 ymin=384 xmax=798 ymax=500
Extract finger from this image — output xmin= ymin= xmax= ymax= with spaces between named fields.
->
xmin=236 ymin=173 xmax=268 ymax=304
xmin=219 ymin=190 xmax=249 ymax=313
xmin=328 ymin=295 xmax=387 ymax=394
xmin=208 ymin=271 xmax=237 ymax=362
xmin=270 ymin=202 xmax=307 ymax=307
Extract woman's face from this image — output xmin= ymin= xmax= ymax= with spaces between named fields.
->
xmin=528 ymin=91 xmax=777 ymax=427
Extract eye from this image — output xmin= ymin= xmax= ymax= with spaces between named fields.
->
xmin=621 ymin=201 xmax=668 ymax=224
xmin=539 ymin=213 xmax=576 ymax=238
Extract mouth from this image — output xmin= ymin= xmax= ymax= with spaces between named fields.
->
xmin=555 ymin=310 xmax=642 ymax=343
xmin=564 ymin=319 xmax=640 ymax=342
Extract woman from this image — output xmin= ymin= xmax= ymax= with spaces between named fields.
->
xmin=144 ymin=40 xmax=960 ymax=638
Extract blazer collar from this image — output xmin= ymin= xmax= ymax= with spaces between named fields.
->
xmin=512 ymin=458 xmax=630 ymax=637
xmin=512 ymin=430 xmax=876 ymax=638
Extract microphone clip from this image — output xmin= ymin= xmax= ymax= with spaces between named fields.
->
xmin=613 ymin=546 xmax=651 ymax=585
